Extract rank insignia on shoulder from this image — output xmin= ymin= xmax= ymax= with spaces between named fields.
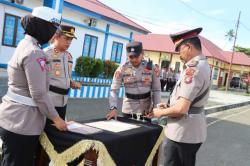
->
xmin=67 ymin=52 xmax=72 ymax=59
xmin=188 ymin=60 xmax=199 ymax=67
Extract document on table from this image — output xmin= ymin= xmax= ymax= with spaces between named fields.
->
xmin=67 ymin=121 xmax=103 ymax=135
xmin=85 ymin=120 xmax=140 ymax=133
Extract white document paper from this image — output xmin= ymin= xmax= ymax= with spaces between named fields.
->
xmin=67 ymin=121 xmax=102 ymax=135
xmin=85 ymin=120 xmax=140 ymax=133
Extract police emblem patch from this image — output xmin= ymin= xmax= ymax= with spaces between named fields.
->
xmin=184 ymin=76 xmax=193 ymax=84
xmin=185 ymin=68 xmax=196 ymax=76
xmin=114 ymin=71 xmax=121 ymax=79
xmin=184 ymin=68 xmax=198 ymax=84
xmin=36 ymin=57 xmax=46 ymax=71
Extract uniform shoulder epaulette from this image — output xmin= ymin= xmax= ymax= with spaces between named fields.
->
xmin=187 ymin=60 xmax=199 ymax=67
xmin=66 ymin=51 xmax=72 ymax=59
xmin=123 ymin=61 xmax=130 ymax=67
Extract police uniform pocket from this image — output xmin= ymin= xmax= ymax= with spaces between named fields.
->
xmin=124 ymin=75 xmax=136 ymax=84
xmin=51 ymin=59 xmax=62 ymax=77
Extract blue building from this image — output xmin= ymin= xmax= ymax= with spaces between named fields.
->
xmin=0 ymin=0 xmax=150 ymax=69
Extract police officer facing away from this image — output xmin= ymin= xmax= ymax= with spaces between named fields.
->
xmin=147 ymin=28 xmax=211 ymax=166
xmin=107 ymin=41 xmax=161 ymax=120
xmin=45 ymin=24 xmax=81 ymax=120
xmin=0 ymin=7 xmax=67 ymax=166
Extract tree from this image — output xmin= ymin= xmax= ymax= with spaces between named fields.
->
xmin=90 ymin=58 xmax=104 ymax=77
xmin=225 ymin=29 xmax=235 ymax=42
xmin=235 ymin=46 xmax=250 ymax=56
xmin=75 ymin=56 xmax=95 ymax=77
xmin=103 ymin=60 xmax=119 ymax=78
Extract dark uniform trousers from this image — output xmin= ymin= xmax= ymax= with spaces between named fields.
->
xmin=0 ymin=127 xmax=39 ymax=166
xmin=163 ymin=138 xmax=202 ymax=166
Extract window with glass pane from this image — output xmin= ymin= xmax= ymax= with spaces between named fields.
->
xmin=82 ymin=34 xmax=98 ymax=58
xmin=89 ymin=37 xmax=97 ymax=58
xmin=175 ymin=62 xmax=180 ymax=73
xmin=15 ymin=19 xmax=25 ymax=46
xmin=111 ymin=42 xmax=123 ymax=63
xmin=2 ymin=14 xmax=24 ymax=47
xmin=111 ymin=43 xmax=118 ymax=62
xmin=213 ymin=68 xmax=218 ymax=80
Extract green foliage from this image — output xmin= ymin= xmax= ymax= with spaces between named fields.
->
xmin=103 ymin=60 xmax=119 ymax=78
xmin=75 ymin=56 xmax=94 ymax=77
xmin=235 ymin=45 xmax=250 ymax=56
xmin=90 ymin=58 xmax=104 ymax=77
xmin=75 ymin=57 xmax=118 ymax=78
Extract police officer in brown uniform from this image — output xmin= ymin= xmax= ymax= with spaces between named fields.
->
xmin=45 ymin=24 xmax=81 ymax=120
xmin=107 ymin=41 xmax=161 ymax=120
xmin=147 ymin=28 xmax=211 ymax=166
xmin=0 ymin=7 xmax=67 ymax=166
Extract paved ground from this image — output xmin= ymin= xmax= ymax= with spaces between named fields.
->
xmin=66 ymin=90 xmax=250 ymax=121
xmin=197 ymin=105 xmax=250 ymax=166
xmin=1 ymin=69 xmax=250 ymax=165
xmin=207 ymin=90 xmax=250 ymax=108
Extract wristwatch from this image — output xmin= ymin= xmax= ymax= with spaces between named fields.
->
xmin=110 ymin=106 xmax=117 ymax=111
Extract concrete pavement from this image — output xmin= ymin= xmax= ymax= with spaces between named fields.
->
xmin=66 ymin=90 xmax=250 ymax=121
xmin=197 ymin=105 xmax=250 ymax=166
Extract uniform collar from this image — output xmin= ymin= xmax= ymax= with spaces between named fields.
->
xmin=50 ymin=44 xmax=61 ymax=54
xmin=24 ymin=34 xmax=40 ymax=48
xmin=128 ymin=60 xmax=146 ymax=70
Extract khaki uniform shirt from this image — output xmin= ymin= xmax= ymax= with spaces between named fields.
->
xmin=109 ymin=60 xmax=161 ymax=114
xmin=0 ymin=35 xmax=59 ymax=135
xmin=165 ymin=55 xmax=211 ymax=143
xmin=44 ymin=45 xmax=73 ymax=107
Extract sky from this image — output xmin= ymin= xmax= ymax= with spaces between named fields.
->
xmin=99 ymin=0 xmax=250 ymax=51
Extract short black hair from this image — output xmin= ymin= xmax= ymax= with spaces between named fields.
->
xmin=181 ymin=37 xmax=202 ymax=51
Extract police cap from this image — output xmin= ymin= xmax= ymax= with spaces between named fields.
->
xmin=170 ymin=27 xmax=202 ymax=52
xmin=126 ymin=41 xmax=143 ymax=57
xmin=58 ymin=24 xmax=77 ymax=39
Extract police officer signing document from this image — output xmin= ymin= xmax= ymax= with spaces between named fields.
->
xmin=107 ymin=41 xmax=161 ymax=120
xmin=147 ymin=28 xmax=211 ymax=166
xmin=0 ymin=7 xmax=67 ymax=166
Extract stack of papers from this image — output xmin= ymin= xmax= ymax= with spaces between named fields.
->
xmin=67 ymin=121 xmax=102 ymax=135
xmin=85 ymin=120 xmax=140 ymax=133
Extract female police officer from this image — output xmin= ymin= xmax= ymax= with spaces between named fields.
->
xmin=0 ymin=7 xmax=67 ymax=166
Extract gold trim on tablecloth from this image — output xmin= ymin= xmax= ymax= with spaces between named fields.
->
xmin=39 ymin=133 xmax=116 ymax=166
xmin=39 ymin=129 xmax=164 ymax=165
